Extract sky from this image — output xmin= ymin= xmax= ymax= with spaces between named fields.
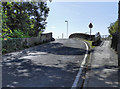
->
xmin=45 ymin=1 xmax=118 ymax=38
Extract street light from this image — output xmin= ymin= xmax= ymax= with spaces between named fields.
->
xmin=65 ymin=20 xmax=68 ymax=38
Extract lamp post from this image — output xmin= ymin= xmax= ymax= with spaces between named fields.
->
xmin=65 ymin=20 xmax=68 ymax=38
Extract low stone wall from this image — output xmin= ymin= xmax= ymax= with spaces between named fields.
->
xmin=2 ymin=32 xmax=53 ymax=53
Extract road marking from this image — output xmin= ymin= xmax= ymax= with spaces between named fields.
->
xmin=71 ymin=41 xmax=89 ymax=89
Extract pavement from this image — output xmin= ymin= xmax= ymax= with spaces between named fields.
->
xmin=83 ymin=41 xmax=119 ymax=89
xmin=2 ymin=39 xmax=87 ymax=88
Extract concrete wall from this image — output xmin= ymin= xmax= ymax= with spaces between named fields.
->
xmin=2 ymin=32 xmax=53 ymax=53
xmin=69 ymin=33 xmax=95 ymax=41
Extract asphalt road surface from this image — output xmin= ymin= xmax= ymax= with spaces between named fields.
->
xmin=2 ymin=39 xmax=87 ymax=88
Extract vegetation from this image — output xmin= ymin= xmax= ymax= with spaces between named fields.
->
xmin=2 ymin=38 xmax=21 ymax=53
xmin=108 ymin=20 xmax=118 ymax=37
xmin=1 ymin=2 xmax=50 ymax=38
xmin=0 ymin=1 xmax=50 ymax=53
xmin=84 ymin=40 xmax=95 ymax=48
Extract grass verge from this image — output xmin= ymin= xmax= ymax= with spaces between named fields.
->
xmin=84 ymin=40 xmax=95 ymax=48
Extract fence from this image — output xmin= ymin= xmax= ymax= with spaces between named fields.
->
xmin=2 ymin=32 xmax=53 ymax=53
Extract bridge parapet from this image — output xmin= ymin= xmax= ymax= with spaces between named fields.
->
xmin=92 ymin=32 xmax=102 ymax=46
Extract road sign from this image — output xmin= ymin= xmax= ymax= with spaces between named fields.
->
xmin=89 ymin=23 xmax=93 ymax=28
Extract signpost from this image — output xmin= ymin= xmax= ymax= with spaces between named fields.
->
xmin=89 ymin=23 xmax=93 ymax=40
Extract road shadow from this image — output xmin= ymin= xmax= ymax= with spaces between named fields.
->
xmin=34 ymin=42 xmax=86 ymax=56
xmin=2 ymin=56 xmax=81 ymax=87
xmin=2 ymin=41 xmax=87 ymax=88
xmin=3 ymin=42 xmax=87 ymax=58
xmin=84 ymin=65 xmax=119 ymax=88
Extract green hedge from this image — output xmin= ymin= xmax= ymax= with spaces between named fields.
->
xmin=2 ymin=38 xmax=23 ymax=53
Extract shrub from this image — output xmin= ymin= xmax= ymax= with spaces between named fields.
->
xmin=2 ymin=38 xmax=22 ymax=53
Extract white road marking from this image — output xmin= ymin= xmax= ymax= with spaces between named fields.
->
xmin=71 ymin=41 xmax=89 ymax=89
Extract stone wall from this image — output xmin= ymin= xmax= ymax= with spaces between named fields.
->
xmin=2 ymin=32 xmax=53 ymax=53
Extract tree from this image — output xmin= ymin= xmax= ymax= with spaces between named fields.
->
xmin=108 ymin=20 xmax=118 ymax=37
xmin=2 ymin=2 xmax=49 ymax=38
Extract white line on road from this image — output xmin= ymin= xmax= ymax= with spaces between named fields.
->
xmin=71 ymin=41 xmax=89 ymax=89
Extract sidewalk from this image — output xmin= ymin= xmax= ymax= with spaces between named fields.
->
xmin=83 ymin=41 xmax=119 ymax=88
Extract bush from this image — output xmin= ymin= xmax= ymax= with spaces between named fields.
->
xmin=108 ymin=20 xmax=118 ymax=36
xmin=2 ymin=48 xmax=7 ymax=54
xmin=2 ymin=38 xmax=22 ymax=53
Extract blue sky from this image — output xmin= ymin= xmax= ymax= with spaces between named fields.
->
xmin=45 ymin=2 xmax=118 ymax=38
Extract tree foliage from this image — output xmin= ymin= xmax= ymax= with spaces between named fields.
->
xmin=2 ymin=2 xmax=49 ymax=38
xmin=108 ymin=20 xmax=118 ymax=37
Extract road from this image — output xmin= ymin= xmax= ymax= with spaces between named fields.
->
xmin=2 ymin=39 xmax=88 ymax=88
